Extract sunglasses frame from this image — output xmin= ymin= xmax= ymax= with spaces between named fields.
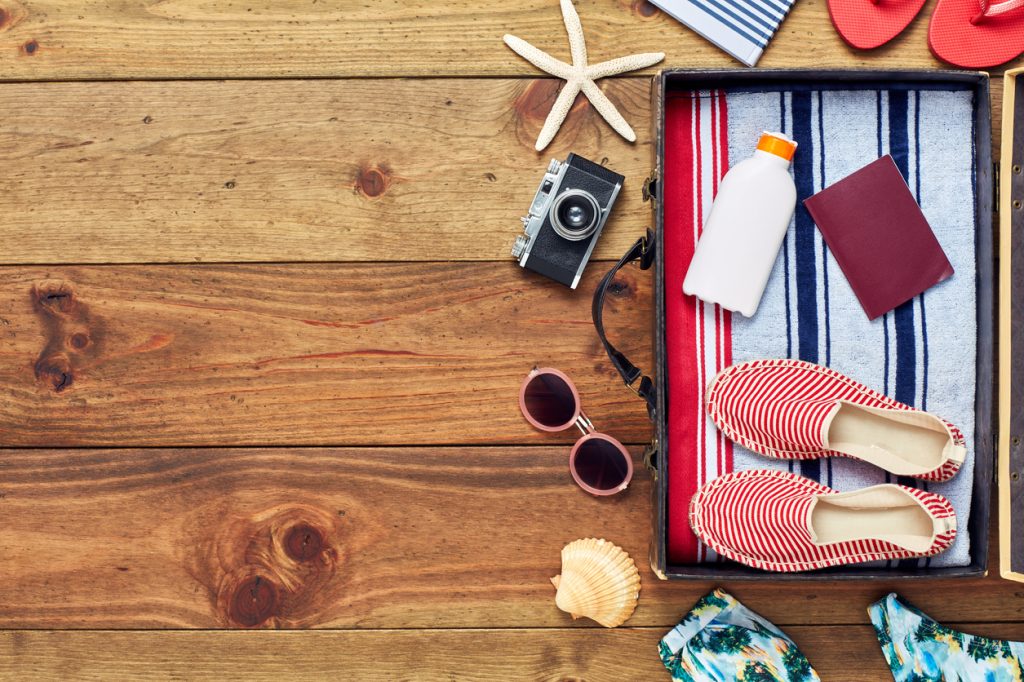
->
xmin=519 ymin=367 xmax=634 ymax=496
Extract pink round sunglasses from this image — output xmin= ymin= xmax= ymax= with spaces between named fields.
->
xmin=519 ymin=367 xmax=633 ymax=496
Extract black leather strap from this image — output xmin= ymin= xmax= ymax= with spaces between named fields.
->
xmin=592 ymin=229 xmax=656 ymax=418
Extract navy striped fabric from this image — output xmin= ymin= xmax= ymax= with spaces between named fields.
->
xmin=651 ymin=0 xmax=796 ymax=66
xmin=721 ymin=84 xmax=978 ymax=567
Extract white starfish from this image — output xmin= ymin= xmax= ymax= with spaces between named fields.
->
xmin=504 ymin=0 xmax=665 ymax=151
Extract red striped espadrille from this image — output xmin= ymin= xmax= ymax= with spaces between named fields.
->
xmin=705 ymin=359 xmax=966 ymax=482
xmin=689 ymin=469 xmax=957 ymax=572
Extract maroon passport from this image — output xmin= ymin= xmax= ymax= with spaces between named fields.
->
xmin=803 ymin=155 xmax=954 ymax=320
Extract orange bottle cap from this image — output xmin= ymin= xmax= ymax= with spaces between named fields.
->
xmin=757 ymin=132 xmax=798 ymax=162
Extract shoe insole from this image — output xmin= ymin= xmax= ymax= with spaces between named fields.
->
xmin=812 ymin=499 xmax=934 ymax=552
xmin=829 ymin=403 xmax=948 ymax=473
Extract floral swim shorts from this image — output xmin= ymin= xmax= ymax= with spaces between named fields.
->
xmin=870 ymin=593 xmax=1024 ymax=682
xmin=658 ymin=589 xmax=820 ymax=682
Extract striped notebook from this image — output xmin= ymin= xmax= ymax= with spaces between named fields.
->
xmin=650 ymin=0 xmax=796 ymax=66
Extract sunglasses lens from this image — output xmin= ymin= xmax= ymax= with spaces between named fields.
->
xmin=523 ymin=372 xmax=577 ymax=428
xmin=573 ymin=438 xmax=630 ymax=492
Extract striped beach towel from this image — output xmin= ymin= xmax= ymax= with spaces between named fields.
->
xmin=650 ymin=0 xmax=797 ymax=66
xmin=664 ymin=84 xmax=979 ymax=568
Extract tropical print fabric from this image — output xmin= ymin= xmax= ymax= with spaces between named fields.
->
xmin=870 ymin=593 xmax=1024 ymax=681
xmin=659 ymin=589 xmax=819 ymax=681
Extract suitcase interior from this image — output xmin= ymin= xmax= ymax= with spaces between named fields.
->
xmin=649 ymin=69 xmax=995 ymax=580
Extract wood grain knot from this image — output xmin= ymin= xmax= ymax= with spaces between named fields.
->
xmin=0 ymin=3 xmax=28 ymax=34
xmin=34 ymin=282 xmax=78 ymax=317
xmin=31 ymin=281 xmax=102 ymax=394
xmin=514 ymin=80 xmax=588 ymax=149
xmin=34 ymin=353 xmax=72 ymax=392
xmin=630 ymin=0 xmax=660 ymax=17
xmin=196 ymin=504 xmax=347 ymax=628
xmin=20 ymin=38 xmax=37 ymax=55
xmin=354 ymin=165 xmax=390 ymax=198
xmin=608 ymin=275 xmax=634 ymax=299
xmin=69 ymin=332 xmax=90 ymax=350
xmin=514 ymin=80 xmax=562 ymax=125
xmin=229 ymin=573 xmax=280 ymax=627
xmin=284 ymin=523 xmax=324 ymax=562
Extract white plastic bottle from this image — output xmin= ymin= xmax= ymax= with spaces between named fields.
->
xmin=682 ymin=131 xmax=798 ymax=317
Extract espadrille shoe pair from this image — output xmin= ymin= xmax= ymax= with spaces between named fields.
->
xmin=689 ymin=359 xmax=964 ymax=572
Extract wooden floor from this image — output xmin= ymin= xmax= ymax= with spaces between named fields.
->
xmin=0 ymin=1 xmax=1023 ymax=680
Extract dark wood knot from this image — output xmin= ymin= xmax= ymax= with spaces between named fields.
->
xmin=608 ymin=277 xmax=633 ymax=298
xmin=69 ymin=332 xmax=90 ymax=350
xmin=354 ymin=165 xmax=390 ymax=198
xmin=632 ymin=0 xmax=660 ymax=17
xmin=513 ymin=80 xmax=589 ymax=148
xmin=200 ymin=504 xmax=346 ymax=628
xmin=33 ymin=282 xmax=78 ymax=317
xmin=284 ymin=523 xmax=324 ymax=562
xmin=0 ymin=4 xmax=29 ymax=34
xmin=225 ymin=571 xmax=280 ymax=628
xmin=34 ymin=354 xmax=72 ymax=392
xmin=31 ymin=280 xmax=102 ymax=394
xmin=514 ymin=80 xmax=562 ymax=126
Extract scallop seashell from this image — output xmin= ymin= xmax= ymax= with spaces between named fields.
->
xmin=550 ymin=538 xmax=640 ymax=628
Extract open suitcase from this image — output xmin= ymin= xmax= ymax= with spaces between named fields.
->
xmin=596 ymin=69 xmax=995 ymax=580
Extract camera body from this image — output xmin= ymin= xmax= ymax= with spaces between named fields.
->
xmin=511 ymin=154 xmax=624 ymax=289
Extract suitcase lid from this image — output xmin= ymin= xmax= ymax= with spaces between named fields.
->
xmin=999 ymin=68 xmax=1024 ymax=583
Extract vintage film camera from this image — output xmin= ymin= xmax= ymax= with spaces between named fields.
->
xmin=511 ymin=154 xmax=624 ymax=289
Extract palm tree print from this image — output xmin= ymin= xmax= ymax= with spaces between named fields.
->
xmin=875 ymin=621 xmax=893 ymax=650
xmin=688 ymin=632 xmax=708 ymax=653
xmin=913 ymin=620 xmax=945 ymax=643
xmin=699 ymin=590 xmax=732 ymax=612
xmin=967 ymin=637 xmax=1002 ymax=662
xmin=781 ymin=643 xmax=814 ymax=682
xmin=742 ymin=661 xmax=782 ymax=681
xmin=705 ymin=626 xmax=753 ymax=655
xmin=871 ymin=593 xmax=1024 ymax=682
xmin=659 ymin=590 xmax=819 ymax=682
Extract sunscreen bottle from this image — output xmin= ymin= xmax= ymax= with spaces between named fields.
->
xmin=682 ymin=131 xmax=798 ymax=317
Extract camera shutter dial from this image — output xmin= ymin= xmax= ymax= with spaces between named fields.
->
xmin=549 ymin=190 xmax=602 ymax=241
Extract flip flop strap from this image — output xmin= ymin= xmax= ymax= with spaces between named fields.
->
xmin=975 ymin=0 xmax=1024 ymax=21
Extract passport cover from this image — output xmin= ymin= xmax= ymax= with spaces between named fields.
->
xmin=803 ymin=155 xmax=954 ymax=320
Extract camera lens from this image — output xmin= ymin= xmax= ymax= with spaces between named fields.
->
xmin=550 ymin=190 xmax=601 ymax=241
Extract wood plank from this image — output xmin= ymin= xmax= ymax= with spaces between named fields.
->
xmin=0 ymin=76 xmax=1004 ymax=266
xmin=0 ymin=0 xmax=1021 ymax=80
xmin=5 ymin=623 xmax=1024 ymax=681
xmin=0 ymin=625 xmax=887 ymax=680
xmin=0 ymin=262 xmax=651 ymax=446
xmin=1 ymin=445 xmax=1021 ymax=629
xmin=0 ymin=78 xmax=655 ymax=264
xmin=11 ymin=622 xmax=1024 ymax=681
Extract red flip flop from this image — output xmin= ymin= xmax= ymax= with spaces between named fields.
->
xmin=929 ymin=0 xmax=1024 ymax=67
xmin=827 ymin=0 xmax=928 ymax=49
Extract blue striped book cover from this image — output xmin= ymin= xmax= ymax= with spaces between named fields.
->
xmin=650 ymin=0 xmax=796 ymax=66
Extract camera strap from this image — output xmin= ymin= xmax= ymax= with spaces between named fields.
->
xmin=592 ymin=228 xmax=656 ymax=420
